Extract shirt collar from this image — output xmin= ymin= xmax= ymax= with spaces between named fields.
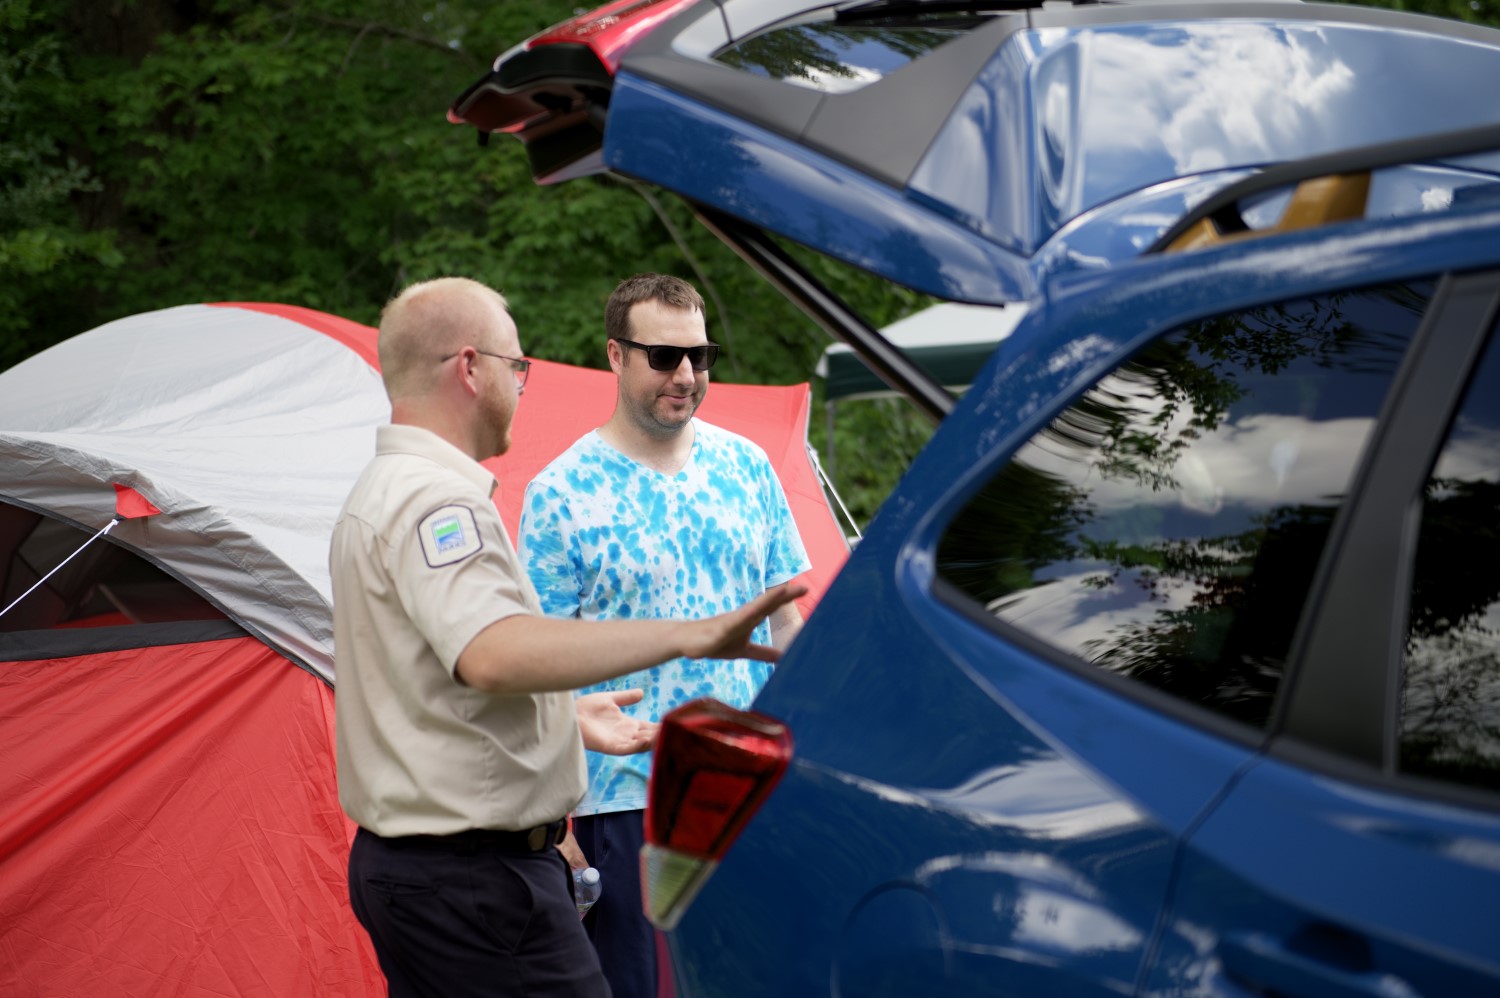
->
xmin=376 ymin=424 xmax=496 ymax=497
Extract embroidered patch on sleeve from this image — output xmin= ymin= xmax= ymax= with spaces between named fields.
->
xmin=418 ymin=505 xmax=484 ymax=567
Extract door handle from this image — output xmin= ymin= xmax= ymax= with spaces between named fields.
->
xmin=1219 ymin=930 xmax=1420 ymax=998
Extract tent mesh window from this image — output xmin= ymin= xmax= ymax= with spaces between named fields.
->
xmin=0 ymin=502 xmax=227 ymax=632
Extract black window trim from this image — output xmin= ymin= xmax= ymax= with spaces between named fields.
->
xmin=1274 ymin=269 xmax=1500 ymax=771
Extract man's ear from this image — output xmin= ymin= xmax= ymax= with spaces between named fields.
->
xmin=606 ymin=339 xmax=625 ymax=376
xmin=455 ymin=346 xmax=482 ymax=397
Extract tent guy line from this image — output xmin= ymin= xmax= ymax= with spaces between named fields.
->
xmin=0 ymin=483 xmax=165 ymax=620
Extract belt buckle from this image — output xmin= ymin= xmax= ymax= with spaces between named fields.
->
xmin=527 ymin=824 xmax=549 ymax=851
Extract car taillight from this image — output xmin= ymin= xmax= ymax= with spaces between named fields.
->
xmin=642 ymin=698 xmax=793 ymax=930
xmin=527 ymin=0 xmax=702 ymax=74
xmin=448 ymin=0 xmax=702 ymax=182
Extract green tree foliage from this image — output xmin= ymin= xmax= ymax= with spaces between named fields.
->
xmin=0 ymin=0 xmax=838 ymax=369
xmin=0 ymin=0 xmax=123 ymax=368
xmin=3 ymin=0 xmax=1497 ymax=530
xmin=0 ymin=0 xmax=914 ymax=522
xmin=1350 ymin=0 xmax=1500 ymax=23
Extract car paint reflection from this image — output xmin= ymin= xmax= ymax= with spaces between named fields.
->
xmin=914 ymin=19 xmax=1500 ymax=251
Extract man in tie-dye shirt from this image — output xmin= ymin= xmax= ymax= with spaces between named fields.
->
xmin=520 ymin=274 xmax=809 ymax=998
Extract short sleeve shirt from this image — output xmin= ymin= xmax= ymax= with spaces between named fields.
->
xmin=519 ymin=419 xmax=810 ymax=816
xmin=332 ymin=424 xmax=586 ymax=837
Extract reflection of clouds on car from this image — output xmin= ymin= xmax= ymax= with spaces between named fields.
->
xmin=1431 ymin=419 xmax=1500 ymax=485
xmin=1089 ymin=25 xmax=1358 ymax=174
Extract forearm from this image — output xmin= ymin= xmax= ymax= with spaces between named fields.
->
xmin=769 ymin=587 xmax=804 ymax=650
xmin=456 ymin=614 xmax=689 ymax=695
xmin=454 ymin=585 xmax=797 ymax=695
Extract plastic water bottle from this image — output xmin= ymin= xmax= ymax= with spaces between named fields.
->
xmin=573 ymin=866 xmax=602 ymax=918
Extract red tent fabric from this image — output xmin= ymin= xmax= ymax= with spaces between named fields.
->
xmin=493 ymin=359 xmax=846 ymax=620
xmin=0 ymin=302 xmax=847 ymax=996
xmin=0 ymin=637 xmax=371 ymax=996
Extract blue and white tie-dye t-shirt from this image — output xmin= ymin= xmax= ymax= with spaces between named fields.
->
xmin=519 ymin=419 xmax=810 ymax=816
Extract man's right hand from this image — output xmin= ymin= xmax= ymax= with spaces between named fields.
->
xmin=682 ymin=584 xmax=808 ymax=662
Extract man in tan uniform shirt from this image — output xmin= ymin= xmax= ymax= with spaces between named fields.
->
xmin=332 ymin=277 xmax=801 ymax=997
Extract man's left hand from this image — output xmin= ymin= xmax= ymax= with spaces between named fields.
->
xmin=576 ymin=689 xmax=658 ymax=755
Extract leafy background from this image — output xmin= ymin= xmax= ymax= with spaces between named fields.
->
xmin=2 ymin=0 xmax=1495 ymax=526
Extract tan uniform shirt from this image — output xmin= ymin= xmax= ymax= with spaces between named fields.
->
xmin=331 ymin=424 xmax=586 ymax=836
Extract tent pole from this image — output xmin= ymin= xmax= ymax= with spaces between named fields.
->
xmin=826 ymin=400 xmax=836 ymax=483
xmin=807 ymin=442 xmax=861 ymax=542
xmin=0 ymin=516 xmax=120 ymax=619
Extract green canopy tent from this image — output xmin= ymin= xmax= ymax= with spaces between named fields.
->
xmin=813 ymin=303 xmax=1028 ymax=534
xmin=815 ymin=302 xmax=1027 ymax=404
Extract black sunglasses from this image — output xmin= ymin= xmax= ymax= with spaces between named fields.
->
xmin=613 ymin=338 xmax=719 ymax=372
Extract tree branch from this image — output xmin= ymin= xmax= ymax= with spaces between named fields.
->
xmin=272 ymin=5 xmax=480 ymax=68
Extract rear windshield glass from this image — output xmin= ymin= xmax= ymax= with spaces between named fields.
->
xmin=716 ymin=20 xmax=965 ymax=93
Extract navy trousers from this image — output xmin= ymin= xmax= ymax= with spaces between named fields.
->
xmin=573 ymin=811 xmax=659 ymax=998
xmin=349 ymin=827 xmax=610 ymax=997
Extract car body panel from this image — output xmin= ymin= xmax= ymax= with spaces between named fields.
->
xmin=1148 ymin=752 xmax=1500 ymax=996
xmin=457 ymin=2 xmax=1500 ymax=994
xmin=599 ymin=2 xmax=1500 ymax=298
xmin=668 ymin=582 xmax=1248 ymax=996
xmin=667 ymin=202 xmax=1500 ymax=993
xmin=603 ymin=74 xmax=1037 ymax=302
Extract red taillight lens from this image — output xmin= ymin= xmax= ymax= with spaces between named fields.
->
xmin=643 ymin=699 xmax=793 ymax=929
xmin=448 ymin=0 xmax=702 ymax=179
xmin=647 ymin=698 xmax=793 ymax=861
xmin=529 ymin=0 xmax=702 ymax=73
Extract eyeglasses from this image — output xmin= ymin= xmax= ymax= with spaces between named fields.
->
xmin=612 ymin=338 xmax=720 ymax=372
xmin=441 ymin=348 xmax=531 ymax=389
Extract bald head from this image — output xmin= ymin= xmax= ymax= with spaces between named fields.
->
xmin=378 ymin=277 xmax=514 ymax=402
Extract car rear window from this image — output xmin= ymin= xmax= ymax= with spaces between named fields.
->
xmin=715 ymin=19 xmax=965 ymax=93
xmin=936 ymin=282 xmax=1432 ymax=730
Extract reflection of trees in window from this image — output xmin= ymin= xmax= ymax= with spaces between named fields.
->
xmin=1403 ymin=471 xmax=1500 ymax=792
xmin=938 ymin=461 xmax=1092 ymax=599
xmin=1078 ymin=296 xmax=1364 ymax=495
xmin=1080 ymin=503 xmax=1338 ymax=728
xmin=716 ymin=24 xmax=962 ymax=91
xmin=938 ymin=284 xmax=1429 ymax=728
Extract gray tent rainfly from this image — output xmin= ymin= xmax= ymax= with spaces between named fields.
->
xmin=0 ymin=303 xmax=390 ymax=681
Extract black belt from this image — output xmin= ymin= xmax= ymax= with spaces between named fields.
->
xmin=374 ymin=820 xmax=567 ymax=855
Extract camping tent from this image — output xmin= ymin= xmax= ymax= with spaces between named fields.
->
xmin=0 ymin=302 xmax=847 ymax=996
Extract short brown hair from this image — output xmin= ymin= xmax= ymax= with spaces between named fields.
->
xmin=377 ymin=277 xmax=511 ymax=400
xmin=604 ymin=273 xmax=704 ymax=342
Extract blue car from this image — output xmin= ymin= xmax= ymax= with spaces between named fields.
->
xmin=453 ymin=1 xmax=1500 ymax=993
